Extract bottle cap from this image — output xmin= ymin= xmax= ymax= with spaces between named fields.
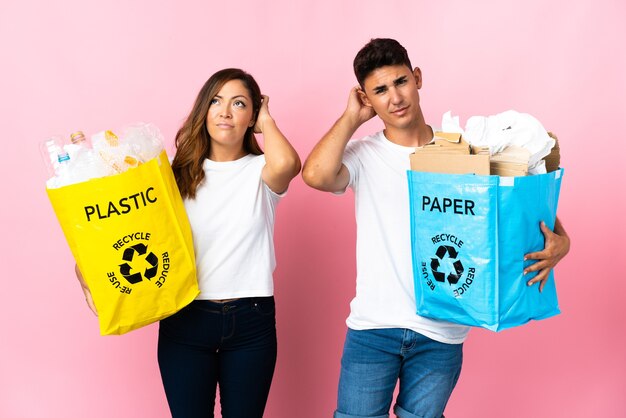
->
xmin=57 ymin=152 xmax=70 ymax=163
xmin=104 ymin=130 xmax=119 ymax=146
xmin=70 ymin=131 xmax=86 ymax=144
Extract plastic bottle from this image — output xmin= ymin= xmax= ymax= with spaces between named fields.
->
xmin=57 ymin=150 xmax=71 ymax=177
xmin=67 ymin=130 xmax=110 ymax=184
xmin=65 ymin=130 xmax=90 ymax=161
xmin=46 ymin=148 xmax=72 ymax=188
xmin=93 ymin=129 xmax=140 ymax=173
xmin=39 ymin=136 xmax=64 ymax=179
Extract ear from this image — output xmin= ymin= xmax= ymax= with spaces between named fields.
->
xmin=358 ymin=87 xmax=373 ymax=108
xmin=413 ymin=67 xmax=422 ymax=89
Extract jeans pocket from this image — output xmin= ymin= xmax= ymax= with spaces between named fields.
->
xmin=251 ymin=297 xmax=275 ymax=316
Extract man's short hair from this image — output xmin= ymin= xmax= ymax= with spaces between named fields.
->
xmin=353 ymin=38 xmax=413 ymax=86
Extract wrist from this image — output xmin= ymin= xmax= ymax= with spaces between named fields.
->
xmin=338 ymin=111 xmax=361 ymax=134
xmin=257 ymin=115 xmax=275 ymax=133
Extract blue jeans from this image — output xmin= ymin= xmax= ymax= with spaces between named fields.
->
xmin=158 ymin=297 xmax=277 ymax=418
xmin=335 ymin=328 xmax=463 ymax=418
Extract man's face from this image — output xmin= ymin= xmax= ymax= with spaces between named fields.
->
xmin=360 ymin=64 xmax=423 ymax=132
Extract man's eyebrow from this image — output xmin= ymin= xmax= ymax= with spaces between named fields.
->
xmin=394 ymin=75 xmax=408 ymax=84
xmin=373 ymin=84 xmax=388 ymax=93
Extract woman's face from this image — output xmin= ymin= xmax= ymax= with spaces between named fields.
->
xmin=206 ymin=79 xmax=255 ymax=151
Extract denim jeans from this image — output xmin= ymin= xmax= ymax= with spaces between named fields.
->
xmin=158 ymin=297 xmax=277 ymax=418
xmin=335 ymin=328 xmax=463 ymax=418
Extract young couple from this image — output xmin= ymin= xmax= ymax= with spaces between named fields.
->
xmin=78 ymin=38 xmax=570 ymax=418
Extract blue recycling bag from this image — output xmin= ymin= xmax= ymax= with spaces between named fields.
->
xmin=407 ymin=169 xmax=563 ymax=331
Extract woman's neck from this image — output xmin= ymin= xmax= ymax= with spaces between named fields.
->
xmin=208 ymin=145 xmax=247 ymax=162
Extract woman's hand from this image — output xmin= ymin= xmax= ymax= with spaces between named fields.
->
xmin=75 ymin=264 xmax=98 ymax=315
xmin=254 ymin=95 xmax=273 ymax=134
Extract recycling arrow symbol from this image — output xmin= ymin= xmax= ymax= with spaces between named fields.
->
xmin=430 ymin=245 xmax=464 ymax=285
xmin=118 ymin=243 xmax=159 ymax=285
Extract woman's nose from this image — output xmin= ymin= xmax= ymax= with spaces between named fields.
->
xmin=220 ymin=106 xmax=232 ymax=118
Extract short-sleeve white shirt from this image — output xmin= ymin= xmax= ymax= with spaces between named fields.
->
xmin=342 ymin=131 xmax=470 ymax=344
xmin=184 ymin=154 xmax=281 ymax=300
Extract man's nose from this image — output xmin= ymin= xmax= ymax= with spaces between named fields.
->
xmin=389 ymin=87 xmax=402 ymax=105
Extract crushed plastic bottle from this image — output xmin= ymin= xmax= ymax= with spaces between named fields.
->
xmin=122 ymin=123 xmax=164 ymax=163
xmin=93 ymin=130 xmax=142 ymax=174
xmin=40 ymin=135 xmax=64 ymax=177
xmin=43 ymin=123 xmax=165 ymax=189
xmin=46 ymin=148 xmax=72 ymax=189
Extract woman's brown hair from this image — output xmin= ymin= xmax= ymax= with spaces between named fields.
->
xmin=172 ymin=68 xmax=263 ymax=199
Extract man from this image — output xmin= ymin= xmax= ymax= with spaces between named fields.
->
xmin=302 ymin=38 xmax=570 ymax=418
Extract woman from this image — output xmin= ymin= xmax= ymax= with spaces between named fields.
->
xmin=158 ymin=68 xmax=300 ymax=417
xmin=76 ymin=68 xmax=299 ymax=416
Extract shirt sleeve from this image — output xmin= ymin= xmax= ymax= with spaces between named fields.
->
xmin=339 ymin=140 xmax=362 ymax=193
xmin=257 ymin=154 xmax=284 ymax=213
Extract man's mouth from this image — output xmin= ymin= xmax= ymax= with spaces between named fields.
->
xmin=391 ymin=106 xmax=409 ymax=115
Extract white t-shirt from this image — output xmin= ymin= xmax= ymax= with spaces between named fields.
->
xmin=341 ymin=131 xmax=470 ymax=344
xmin=183 ymin=154 xmax=281 ymax=300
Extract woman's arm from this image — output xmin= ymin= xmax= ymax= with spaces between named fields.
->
xmin=75 ymin=264 xmax=98 ymax=315
xmin=257 ymin=95 xmax=301 ymax=194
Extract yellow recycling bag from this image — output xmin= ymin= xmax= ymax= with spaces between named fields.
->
xmin=47 ymin=150 xmax=199 ymax=335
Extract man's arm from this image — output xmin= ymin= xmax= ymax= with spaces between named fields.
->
xmin=524 ymin=217 xmax=571 ymax=291
xmin=302 ymin=87 xmax=376 ymax=192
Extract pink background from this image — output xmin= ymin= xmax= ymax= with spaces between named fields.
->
xmin=1 ymin=1 xmax=624 ymax=417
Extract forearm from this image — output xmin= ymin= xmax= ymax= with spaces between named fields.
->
xmin=75 ymin=263 xmax=98 ymax=315
xmin=302 ymin=112 xmax=359 ymax=191
xmin=262 ymin=118 xmax=301 ymax=178
xmin=75 ymin=264 xmax=88 ymax=289
xmin=553 ymin=216 xmax=571 ymax=259
xmin=553 ymin=216 xmax=568 ymax=238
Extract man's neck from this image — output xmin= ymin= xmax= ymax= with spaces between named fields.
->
xmin=383 ymin=123 xmax=433 ymax=148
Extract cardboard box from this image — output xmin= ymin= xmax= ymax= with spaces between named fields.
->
xmin=410 ymin=132 xmax=491 ymax=175
xmin=410 ymin=152 xmax=490 ymax=175
xmin=410 ymin=131 xmax=559 ymax=176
